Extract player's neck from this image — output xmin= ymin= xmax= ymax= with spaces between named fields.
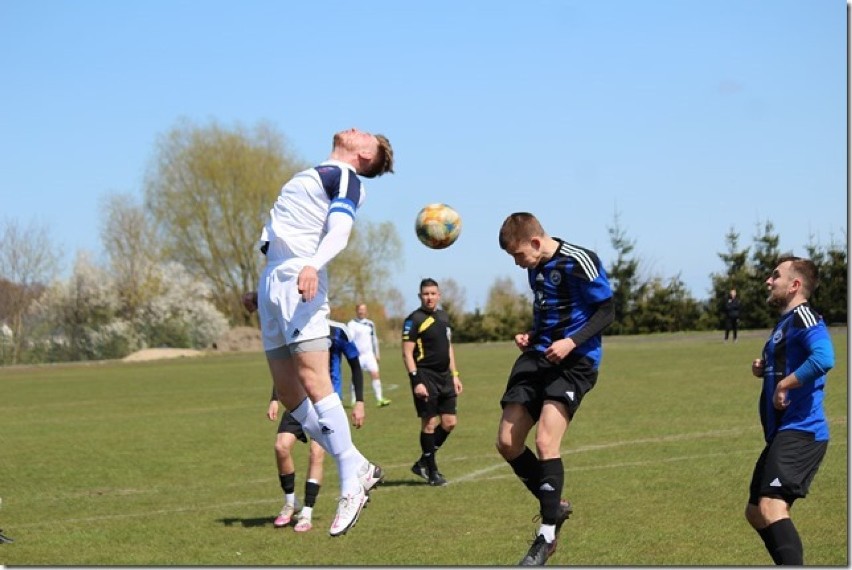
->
xmin=328 ymin=149 xmax=359 ymax=171
xmin=780 ymin=296 xmax=808 ymax=315
xmin=539 ymin=237 xmax=560 ymax=263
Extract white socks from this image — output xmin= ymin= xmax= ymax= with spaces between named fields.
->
xmin=289 ymin=397 xmax=323 ymax=442
xmin=313 ymin=392 xmax=366 ymax=496
xmin=372 ymin=378 xmax=384 ymax=401
xmin=539 ymin=524 xmax=556 ymax=543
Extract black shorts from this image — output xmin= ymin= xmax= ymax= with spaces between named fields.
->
xmin=748 ymin=429 xmax=827 ymax=505
xmin=412 ymin=367 xmax=457 ymax=419
xmin=500 ymin=351 xmax=598 ymax=422
xmin=277 ymin=410 xmax=308 ymax=443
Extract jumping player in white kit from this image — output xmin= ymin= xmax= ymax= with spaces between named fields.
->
xmin=256 ymin=128 xmax=394 ymax=536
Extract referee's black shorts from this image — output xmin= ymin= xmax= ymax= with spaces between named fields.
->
xmin=500 ymin=350 xmax=598 ymax=422
xmin=277 ymin=410 xmax=308 ymax=443
xmin=411 ymin=367 xmax=457 ymax=418
xmin=748 ymin=429 xmax=827 ymax=506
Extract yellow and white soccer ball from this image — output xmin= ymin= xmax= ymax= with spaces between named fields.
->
xmin=414 ymin=203 xmax=462 ymax=249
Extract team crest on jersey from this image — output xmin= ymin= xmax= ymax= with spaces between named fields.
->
xmin=772 ymin=329 xmax=784 ymax=344
xmin=549 ymin=270 xmax=562 ymax=285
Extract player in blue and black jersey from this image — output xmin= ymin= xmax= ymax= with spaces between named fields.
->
xmin=746 ymin=257 xmax=834 ymax=565
xmin=495 ymin=213 xmax=614 ymax=566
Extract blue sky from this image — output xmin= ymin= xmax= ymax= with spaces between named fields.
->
xmin=0 ymin=0 xmax=846 ymax=312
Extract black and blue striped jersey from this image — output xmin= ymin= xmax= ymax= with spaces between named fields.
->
xmin=527 ymin=239 xmax=613 ymax=367
xmin=329 ymin=321 xmax=361 ymax=399
xmin=760 ymin=302 xmax=834 ymax=442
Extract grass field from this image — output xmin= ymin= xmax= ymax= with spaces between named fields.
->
xmin=0 ymin=330 xmax=847 ymax=566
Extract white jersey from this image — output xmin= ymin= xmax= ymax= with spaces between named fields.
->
xmin=257 ymin=159 xmax=365 ymax=348
xmin=348 ymin=317 xmax=379 ymax=359
xmin=263 ymin=159 xmax=366 ymax=274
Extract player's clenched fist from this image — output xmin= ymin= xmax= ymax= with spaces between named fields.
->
xmin=751 ymin=358 xmax=765 ymax=378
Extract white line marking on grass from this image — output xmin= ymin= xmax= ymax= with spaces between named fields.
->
xmin=11 ymin=425 xmax=845 ymax=528
xmin=452 ymin=426 xmax=754 ymax=484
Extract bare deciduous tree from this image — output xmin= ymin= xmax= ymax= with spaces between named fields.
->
xmin=0 ymin=218 xmax=60 ymax=363
xmin=100 ymin=192 xmax=162 ymax=320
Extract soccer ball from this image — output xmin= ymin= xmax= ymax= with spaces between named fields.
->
xmin=415 ymin=203 xmax=462 ymax=249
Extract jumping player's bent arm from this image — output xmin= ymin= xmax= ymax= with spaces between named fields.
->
xmin=567 ymin=298 xmax=615 ymax=348
xmin=306 ymin=211 xmax=355 ymax=272
xmin=773 ymin=326 xmax=834 ymax=410
xmin=792 ymin=335 xmax=835 ymax=385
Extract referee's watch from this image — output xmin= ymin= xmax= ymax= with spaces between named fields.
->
xmin=408 ymin=370 xmax=423 ymax=388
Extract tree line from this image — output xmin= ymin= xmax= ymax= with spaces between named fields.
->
xmin=0 ymin=121 xmax=846 ymax=365
xmin=403 ymin=216 xmax=846 ymax=343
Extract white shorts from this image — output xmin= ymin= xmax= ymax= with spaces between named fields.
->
xmin=358 ymin=352 xmax=379 ymax=374
xmin=258 ymin=263 xmax=330 ymax=351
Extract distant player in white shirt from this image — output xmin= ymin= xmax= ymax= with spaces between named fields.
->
xmin=256 ymin=128 xmax=394 ymax=537
xmin=348 ymin=303 xmax=391 ymax=407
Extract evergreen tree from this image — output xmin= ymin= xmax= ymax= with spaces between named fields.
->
xmin=806 ymin=233 xmax=848 ymax=325
xmin=708 ymin=227 xmax=750 ymax=330
xmin=606 ymin=211 xmax=643 ymax=335
xmin=744 ymin=221 xmax=782 ymax=329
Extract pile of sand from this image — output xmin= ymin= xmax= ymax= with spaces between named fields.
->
xmin=212 ymin=326 xmax=262 ymax=352
xmin=122 ymin=348 xmax=204 ymax=362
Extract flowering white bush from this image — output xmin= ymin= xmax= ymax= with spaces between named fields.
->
xmin=138 ymin=262 xmax=229 ymax=349
xmin=28 ymin=255 xmax=228 ymax=362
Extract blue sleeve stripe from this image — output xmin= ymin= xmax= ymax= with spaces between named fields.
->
xmin=329 ymin=197 xmax=357 ymax=218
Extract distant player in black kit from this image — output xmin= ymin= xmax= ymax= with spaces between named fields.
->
xmin=402 ymin=278 xmax=463 ymax=487
xmin=724 ymin=288 xmax=741 ymax=342
xmin=496 ymin=213 xmax=614 ymax=566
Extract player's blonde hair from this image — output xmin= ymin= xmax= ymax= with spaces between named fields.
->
xmin=361 ymin=134 xmax=394 ymax=178
xmin=498 ymin=212 xmax=546 ymax=250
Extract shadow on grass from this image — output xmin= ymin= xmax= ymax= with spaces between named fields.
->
xmin=217 ymin=516 xmax=274 ymax=528
xmin=379 ymin=479 xmax=439 ymax=488
xmin=215 ymin=479 xmax=436 ymax=528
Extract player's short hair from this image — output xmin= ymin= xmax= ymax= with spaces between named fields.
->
xmin=419 ymin=277 xmax=439 ymax=290
xmin=498 ymin=212 xmax=546 ymax=250
xmin=361 ymin=134 xmax=394 ymax=178
xmin=778 ymin=256 xmax=819 ymax=297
